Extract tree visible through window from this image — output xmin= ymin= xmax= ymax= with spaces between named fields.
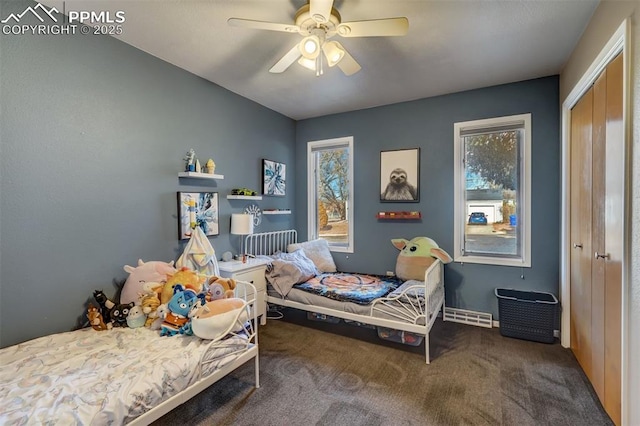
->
xmin=454 ymin=114 xmax=531 ymax=267
xmin=307 ymin=137 xmax=354 ymax=252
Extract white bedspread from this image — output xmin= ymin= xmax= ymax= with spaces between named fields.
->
xmin=0 ymin=327 xmax=249 ymax=425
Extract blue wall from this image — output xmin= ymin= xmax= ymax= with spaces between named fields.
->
xmin=1 ymin=1 xmax=560 ymax=347
xmin=0 ymin=1 xmax=295 ymax=347
xmin=295 ymin=77 xmax=560 ymax=318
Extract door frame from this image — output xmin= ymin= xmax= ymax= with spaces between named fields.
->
xmin=560 ymin=18 xmax=631 ymax=423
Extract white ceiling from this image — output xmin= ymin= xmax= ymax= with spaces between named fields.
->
xmin=44 ymin=0 xmax=599 ymax=120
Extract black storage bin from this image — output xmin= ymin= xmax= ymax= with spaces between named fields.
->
xmin=495 ymin=288 xmax=558 ymax=343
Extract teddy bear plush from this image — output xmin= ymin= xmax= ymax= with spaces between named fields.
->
xmin=160 ymin=267 xmax=206 ymax=305
xmin=191 ymin=298 xmax=248 ymax=341
xmin=392 ymin=236 xmax=453 ymax=281
xmin=204 ymin=276 xmax=237 ymax=302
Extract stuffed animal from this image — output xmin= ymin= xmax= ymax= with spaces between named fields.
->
xmin=178 ymin=293 xmax=207 ymax=336
xmin=160 ymin=267 xmax=206 ymax=305
xmin=160 ymin=285 xmax=199 ymax=336
xmin=87 ymin=304 xmax=108 ymax=331
xmin=392 ymin=237 xmax=453 ymax=281
xmin=139 ymin=293 xmax=161 ymax=327
xmin=110 ymin=302 xmax=135 ymax=327
xmin=151 ymin=304 xmax=168 ymax=330
xmin=126 ymin=305 xmax=146 ymax=328
xmin=191 ymin=298 xmax=248 ymax=341
xmin=93 ymin=290 xmax=115 ymax=325
xmin=120 ymin=259 xmax=177 ymax=305
xmin=204 ymin=276 xmax=237 ymax=302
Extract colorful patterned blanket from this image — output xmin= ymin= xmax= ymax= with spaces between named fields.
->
xmin=296 ymin=273 xmax=403 ymax=305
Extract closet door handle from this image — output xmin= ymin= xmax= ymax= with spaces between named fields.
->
xmin=595 ymin=252 xmax=610 ymax=260
xmin=573 ymin=243 xmax=583 ymax=249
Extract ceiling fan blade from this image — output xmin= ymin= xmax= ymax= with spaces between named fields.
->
xmin=228 ymin=18 xmax=299 ymax=33
xmin=269 ymin=44 xmax=302 ymax=73
xmin=309 ymin=0 xmax=335 ymax=24
xmin=335 ymin=44 xmax=361 ymax=76
xmin=337 ymin=17 xmax=409 ymax=37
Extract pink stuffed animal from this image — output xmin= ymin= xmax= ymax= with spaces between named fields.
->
xmin=120 ymin=259 xmax=177 ymax=305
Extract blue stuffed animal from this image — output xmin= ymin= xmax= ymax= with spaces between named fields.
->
xmin=160 ymin=284 xmax=198 ymax=336
xmin=178 ymin=293 xmax=207 ymax=336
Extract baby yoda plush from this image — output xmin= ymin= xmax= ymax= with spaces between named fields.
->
xmin=392 ymin=237 xmax=453 ymax=281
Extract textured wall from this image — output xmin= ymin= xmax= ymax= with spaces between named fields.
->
xmin=0 ymin=1 xmax=295 ymax=347
xmin=295 ymin=76 xmax=560 ymax=319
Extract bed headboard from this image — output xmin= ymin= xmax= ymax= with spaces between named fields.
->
xmin=244 ymin=229 xmax=298 ymax=256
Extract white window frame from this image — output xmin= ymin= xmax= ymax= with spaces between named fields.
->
xmin=453 ymin=114 xmax=532 ymax=267
xmin=307 ymin=136 xmax=354 ymax=253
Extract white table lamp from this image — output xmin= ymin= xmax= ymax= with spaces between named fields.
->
xmin=231 ymin=213 xmax=254 ymax=261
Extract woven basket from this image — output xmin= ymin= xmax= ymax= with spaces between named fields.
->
xmin=495 ymin=288 xmax=558 ymax=343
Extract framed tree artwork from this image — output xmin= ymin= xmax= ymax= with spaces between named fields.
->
xmin=263 ymin=159 xmax=286 ymax=196
xmin=177 ymin=192 xmax=219 ymax=240
xmin=380 ymin=148 xmax=420 ymax=202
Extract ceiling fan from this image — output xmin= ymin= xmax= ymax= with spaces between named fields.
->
xmin=228 ymin=0 xmax=409 ymax=76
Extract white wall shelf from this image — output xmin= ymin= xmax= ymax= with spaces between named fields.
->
xmin=178 ymin=171 xmax=224 ymax=180
xmin=263 ymin=210 xmax=291 ymax=215
xmin=227 ymin=195 xmax=262 ymax=200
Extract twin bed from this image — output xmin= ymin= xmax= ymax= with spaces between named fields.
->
xmin=245 ymin=229 xmax=446 ymax=364
xmin=0 ymin=229 xmax=446 ymax=423
xmin=0 ymin=282 xmax=259 ymax=425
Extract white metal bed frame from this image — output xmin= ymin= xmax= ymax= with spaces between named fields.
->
xmin=129 ymin=281 xmax=260 ymax=425
xmin=245 ymin=230 xmax=446 ymax=364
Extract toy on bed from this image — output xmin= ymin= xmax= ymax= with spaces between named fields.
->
xmin=140 ymin=292 xmax=161 ymax=327
xmin=92 ymin=290 xmax=134 ymax=328
xmin=120 ymin=259 xmax=177 ymax=305
xmin=151 ymin=303 xmax=168 ymax=330
xmin=178 ymin=294 xmax=207 ymax=336
xmin=392 ymin=236 xmax=452 ymax=281
xmin=160 ymin=267 xmax=206 ymax=304
xmin=191 ymin=298 xmax=248 ymax=341
xmin=204 ymin=276 xmax=237 ymax=301
xmin=126 ymin=305 xmax=147 ymax=328
xmin=160 ymin=284 xmax=200 ymax=336
xmin=87 ymin=304 xmax=108 ymax=331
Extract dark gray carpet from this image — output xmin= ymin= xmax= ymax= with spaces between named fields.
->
xmin=153 ymin=309 xmax=612 ymax=426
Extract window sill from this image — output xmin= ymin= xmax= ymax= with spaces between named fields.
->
xmin=454 ymin=255 xmax=530 ymax=268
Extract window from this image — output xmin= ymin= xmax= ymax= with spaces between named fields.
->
xmin=453 ymin=114 xmax=531 ymax=267
xmin=307 ymin=136 xmax=354 ymax=253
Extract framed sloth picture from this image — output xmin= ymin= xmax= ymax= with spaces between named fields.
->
xmin=380 ymin=148 xmax=420 ymax=202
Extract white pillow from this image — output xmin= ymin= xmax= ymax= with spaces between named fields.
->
xmin=287 ymin=239 xmax=337 ymax=273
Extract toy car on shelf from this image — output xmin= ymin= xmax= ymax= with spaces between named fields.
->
xmin=468 ymin=212 xmax=488 ymax=225
xmin=231 ymin=188 xmax=257 ymax=196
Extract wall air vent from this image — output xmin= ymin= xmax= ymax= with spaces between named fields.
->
xmin=443 ymin=307 xmax=493 ymax=328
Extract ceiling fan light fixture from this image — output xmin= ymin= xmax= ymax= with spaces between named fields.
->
xmin=299 ymin=35 xmax=320 ymax=59
xmin=337 ymin=25 xmax=351 ymax=36
xmin=322 ymin=41 xmax=344 ymax=67
xmin=297 ymin=57 xmax=316 ymax=71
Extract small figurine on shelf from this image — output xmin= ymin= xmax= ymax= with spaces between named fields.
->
xmin=195 ymin=159 xmax=202 ymax=173
xmin=206 ymin=158 xmax=215 ymax=174
xmin=184 ymin=149 xmax=196 ymax=172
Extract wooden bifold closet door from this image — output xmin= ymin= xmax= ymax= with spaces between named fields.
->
xmin=569 ymin=53 xmax=622 ymax=425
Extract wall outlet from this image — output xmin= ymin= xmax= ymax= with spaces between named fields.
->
xmin=386 ymin=271 xmax=395 ymax=276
